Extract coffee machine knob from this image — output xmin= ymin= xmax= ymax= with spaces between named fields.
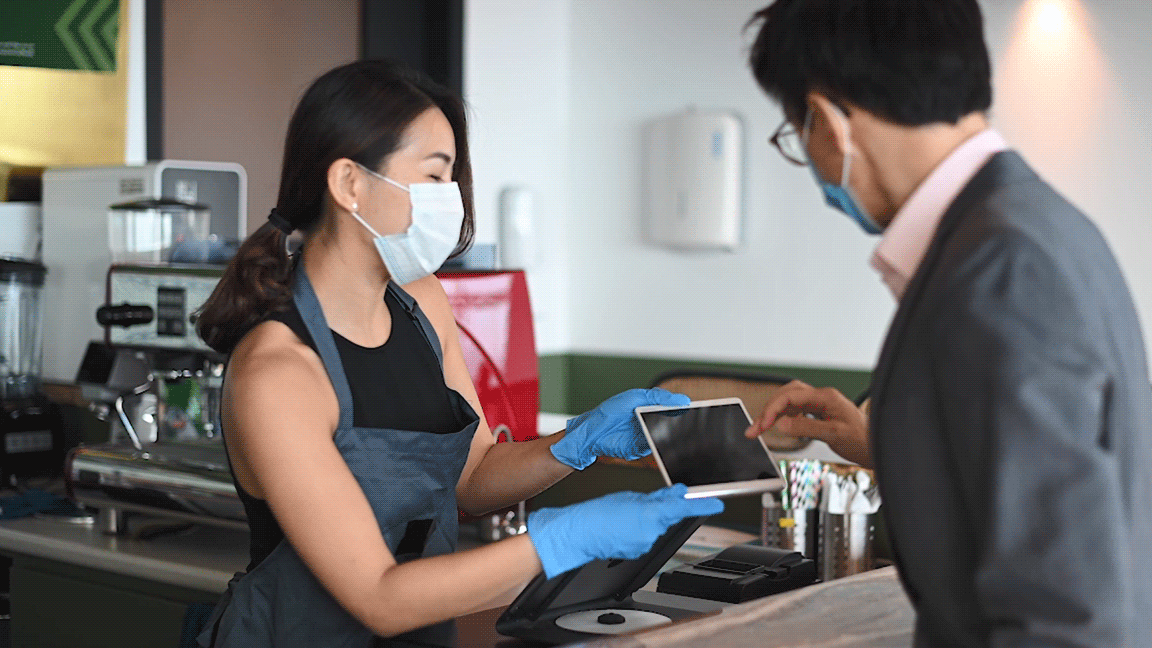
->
xmin=96 ymin=303 xmax=155 ymax=328
xmin=87 ymin=402 xmax=111 ymax=422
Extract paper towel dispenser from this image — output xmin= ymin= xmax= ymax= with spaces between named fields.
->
xmin=642 ymin=108 xmax=743 ymax=251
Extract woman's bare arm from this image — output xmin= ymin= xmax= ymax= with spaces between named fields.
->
xmin=402 ymin=275 xmax=576 ymax=515
xmin=224 ymin=322 xmax=546 ymax=637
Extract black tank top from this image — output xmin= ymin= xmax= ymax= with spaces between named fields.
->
xmin=232 ymin=289 xmax=474 ymax=571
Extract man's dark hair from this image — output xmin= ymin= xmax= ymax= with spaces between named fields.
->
xmin=747 ymin=0 xmax=993 ymax=126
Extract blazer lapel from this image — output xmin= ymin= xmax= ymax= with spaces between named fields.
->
xmin=869 ymin=151 xmax=1030 ymax=459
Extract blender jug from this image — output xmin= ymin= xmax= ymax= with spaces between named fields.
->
xmin=0 ymin=259 xmax=47 ymax=400
xmin=0 ymin=258 xmax=64 ymax=484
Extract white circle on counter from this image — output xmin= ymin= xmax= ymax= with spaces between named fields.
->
xmin=554 ymin=608 xmax=672 ymax=635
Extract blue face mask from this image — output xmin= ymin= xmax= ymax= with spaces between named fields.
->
xmin=801 ymin=109 xmax=883 ymax=235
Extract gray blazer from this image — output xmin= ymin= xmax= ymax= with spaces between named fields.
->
xmin=869 ymin=151 xmax=1152 ymax=647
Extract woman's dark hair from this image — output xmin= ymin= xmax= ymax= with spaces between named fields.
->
xmin=747 ymin=0 xmax=993 ymax=125
xmin=196 ymin=59 xmax=475 ymax=354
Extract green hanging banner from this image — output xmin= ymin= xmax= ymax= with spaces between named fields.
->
xmin=0 ymin=0 xmax=120 ymax=72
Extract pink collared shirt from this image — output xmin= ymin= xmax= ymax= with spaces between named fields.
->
xmin=870 ymin=129 xmax=1009 ymax=300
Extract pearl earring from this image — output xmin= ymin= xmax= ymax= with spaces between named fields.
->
xmin=351 ymin=202 xmax=358 ymax=212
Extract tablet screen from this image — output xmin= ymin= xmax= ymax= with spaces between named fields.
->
xmin=637 ymin=401 xmax=780 ymax=487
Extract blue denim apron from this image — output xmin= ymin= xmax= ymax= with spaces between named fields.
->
xmin=199 ymin=269 xmax=479 ymax=647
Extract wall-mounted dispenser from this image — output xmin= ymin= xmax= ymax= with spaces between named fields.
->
xmin=642 ymin=108 xmax=743 ymax=251
xmin=498 ymin=185 xmax=535 ymax=270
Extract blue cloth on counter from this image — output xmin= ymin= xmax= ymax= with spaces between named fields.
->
xmin=0 ymin=489 xmax=84 ymax=519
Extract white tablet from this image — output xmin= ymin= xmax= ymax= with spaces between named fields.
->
xmin=635 ymin=397 xmax=785 ymax=499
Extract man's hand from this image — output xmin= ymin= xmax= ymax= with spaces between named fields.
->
xmin=744 ymin=380 xmax=873 ymax=468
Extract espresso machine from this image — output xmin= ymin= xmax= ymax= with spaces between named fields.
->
xmin=65 ymin=260 xmax=248 ymax=534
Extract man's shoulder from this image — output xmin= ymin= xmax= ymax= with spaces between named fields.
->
xmin=923 ymin=161 xmax=1138 ymax=350
xmin=938 ymin=154 xmax=1110 ymax=284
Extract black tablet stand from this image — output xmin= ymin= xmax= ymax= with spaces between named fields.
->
xmin=495 ymin=516 xmax=713 ymax=645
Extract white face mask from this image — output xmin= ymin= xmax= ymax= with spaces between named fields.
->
xmin=349 ymin=163 xmax=465 ymax=285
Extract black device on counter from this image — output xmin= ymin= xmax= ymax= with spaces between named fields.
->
xmin=0 ymin=395 xmax=64 ymax=484
xmin=496 ymin=516 xmax=713 ymax=645
xmin=657 ymin=544 xmax=817 ymax=603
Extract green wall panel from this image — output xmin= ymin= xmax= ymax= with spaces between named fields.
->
xmin=538 ymin=353 xmax=871 ymax=415
xmin=537 ymin=354 xmax=572 ymax=417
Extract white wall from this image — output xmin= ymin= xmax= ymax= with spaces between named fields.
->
xmin=563 ymin=0 xmax=891 ymax=369
xmin=466 ymin=0 xmax=1152 ymax=369
xmin=464 ymin=0 xmax=572 ymax=354
xmin=982 ymin=0 xmax=1152 ymax=347
xmin=124 ymin=0 xmax=146 ymax=164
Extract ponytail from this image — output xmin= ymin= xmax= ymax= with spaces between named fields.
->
xmin=196 ymin=219 xmax=295 ymax=354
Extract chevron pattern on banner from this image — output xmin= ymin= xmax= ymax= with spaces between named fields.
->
xmin=54 ymin=0 xmax=119 ymax=71
xmin=0 ymin=0 xmax=120 ymax=72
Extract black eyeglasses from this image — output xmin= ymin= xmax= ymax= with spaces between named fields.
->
xmin=769 ymin=119 xmax=808 ymax=167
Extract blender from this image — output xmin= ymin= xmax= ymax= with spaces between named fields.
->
xmin=0 ymin=258 xmax=64 ymax=484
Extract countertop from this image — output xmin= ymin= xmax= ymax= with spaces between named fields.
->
xmin=0 ymin=512 xmax=758 ymax=595
xmin=0 ymin=413 xmax=576 ymax=594
xmin=453 ymin=566 xmax=913 ymax=648
xmin=0 ymin=410 xmax=879 ymax=644
xmin=0 ymin=513 xmax=914 ymax=646
xmin=584 ymin=566 xmax=914 ymax=648
xmin=0 ymin=513 xmax=248 ymax=593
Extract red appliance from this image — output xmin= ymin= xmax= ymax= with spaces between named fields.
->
xmin=438 ymin=270 xmax=539 ymax=444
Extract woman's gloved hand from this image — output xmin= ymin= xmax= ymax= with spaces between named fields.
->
xmin=526 ymin=484 xmax=724 ymax=578
xmin=550 ymin=388 xmax=690 ymax=470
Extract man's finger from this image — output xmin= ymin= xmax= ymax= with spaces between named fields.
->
xmin=746 ymin=382 xmax=818 ymax=437
xmin=772 ymin=415 xmax=839 ymax=444
xmin=746 ymin=393 xmax=796 ymax=437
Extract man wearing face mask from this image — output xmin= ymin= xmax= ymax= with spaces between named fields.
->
xmin=741 ymin=1 xmax=1152 ymax=647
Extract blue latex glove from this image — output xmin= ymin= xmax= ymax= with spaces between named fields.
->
xmin=550 ymin=388 xmax=690 ymax=470
xmin=526 ymin=484 xmax=724 ymax=579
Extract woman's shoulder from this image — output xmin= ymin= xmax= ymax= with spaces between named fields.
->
xmin=395 ymin=275 xmax=459 ymax=357
xmin=228 ymin=319 xmax=330 ymax=397
xmin=397 ymin=275 xmax=454 ymax=329
xmin=221 ymin=321 xmax=339 ymax=500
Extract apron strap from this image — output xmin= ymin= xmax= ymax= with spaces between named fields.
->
xmin=385 ymin=281 xmax=445 ymax=368
xmin=291 ymin=269 xmax=447 ymax=430
xmin=291 ymin=268 xmax=355 ymax=431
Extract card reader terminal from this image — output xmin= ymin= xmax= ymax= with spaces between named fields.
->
xmin=657 ymin=544 xmax=817 ymax=603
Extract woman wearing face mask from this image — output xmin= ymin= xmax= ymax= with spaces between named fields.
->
xmin=193 ymin=60 xmax=722 ymax=647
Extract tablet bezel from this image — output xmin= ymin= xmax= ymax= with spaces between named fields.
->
xmin=634 ymin=397 xmax=784 ymax=498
